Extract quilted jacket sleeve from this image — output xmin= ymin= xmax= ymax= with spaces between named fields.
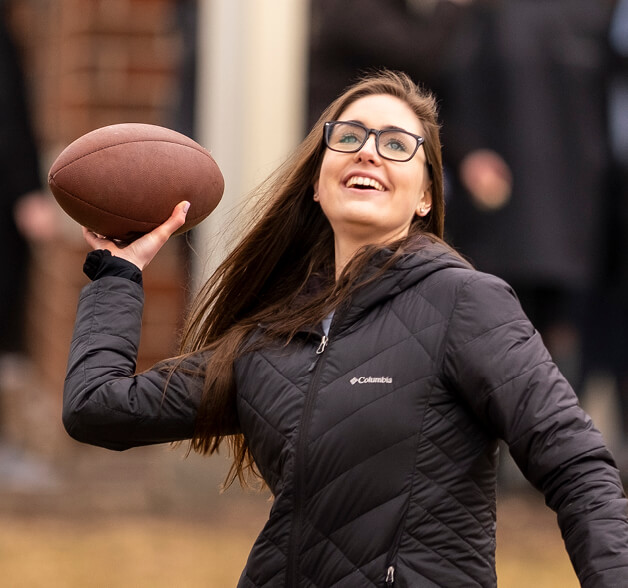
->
xmin=63 ymin=276 xmax=206 ymax=451
xmin=442 ymin=271 xmax=628 ymax=587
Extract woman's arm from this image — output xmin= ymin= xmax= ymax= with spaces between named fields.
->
xmin=63 ymin=275 xmax=206 ymax=450
xmin=442 ymin=272 xmax=628 ymax=586
xmin=63 ymin=202 xmax=206 ymax=450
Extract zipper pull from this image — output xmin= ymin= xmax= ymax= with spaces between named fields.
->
xmin=385 ymin=565 xmax=395 ymax=586
xmin=316 ymin=335 xmax=328 ymax=355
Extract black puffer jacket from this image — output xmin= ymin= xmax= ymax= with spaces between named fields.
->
xmin=63 ymin=241 xmax=628 ymax=587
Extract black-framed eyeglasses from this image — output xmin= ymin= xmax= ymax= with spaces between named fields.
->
xmin=324 ymin=120 xmax=425 ymax=162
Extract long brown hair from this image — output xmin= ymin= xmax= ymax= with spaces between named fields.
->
xmin=178 ymin=69 xmax=445 ymax=487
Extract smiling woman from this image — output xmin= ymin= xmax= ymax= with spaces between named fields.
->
xmin=61 ymin=69 xmax=628 ymax=587
xmin=314 ymin=94 xmax=433 ymax=275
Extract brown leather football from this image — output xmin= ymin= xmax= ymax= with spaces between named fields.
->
xmin=48 ymin=123 xmax=224 ymax=241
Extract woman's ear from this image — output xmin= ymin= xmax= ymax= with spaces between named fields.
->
xmin=313 ymin=180 xmax=320 ymax=201
xmin=416 ymin=186 xmax=432 ymax=217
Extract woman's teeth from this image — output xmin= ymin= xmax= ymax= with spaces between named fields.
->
xmin=346 ymin=176 xmax=385 ymax=191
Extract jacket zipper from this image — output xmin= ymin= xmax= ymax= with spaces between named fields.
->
xmin=384 ymin=506 xmax=408 ymax=587
xmin=286 ymin=331 xmax=330 ymax=586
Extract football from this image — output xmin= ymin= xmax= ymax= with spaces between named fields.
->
xmin=48 ymin=123 xmax=224 ymax=241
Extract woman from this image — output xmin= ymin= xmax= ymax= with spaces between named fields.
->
xmin=63 ymin=70 xmax=628 ymax=586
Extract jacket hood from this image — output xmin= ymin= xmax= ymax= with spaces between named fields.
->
xmin=338 ymin=237 xmax=472 ymax=332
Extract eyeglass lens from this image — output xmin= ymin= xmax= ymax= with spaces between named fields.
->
xmin=326 ymin=122 xmax=420 ymax=161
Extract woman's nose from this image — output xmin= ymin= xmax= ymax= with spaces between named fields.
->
xmin=354 ymin=134 xmax=381 ymax=163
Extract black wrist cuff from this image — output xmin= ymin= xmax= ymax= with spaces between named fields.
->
xmin=83 ymin=250 xmax=143 ymax=285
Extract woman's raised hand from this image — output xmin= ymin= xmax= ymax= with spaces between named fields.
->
xmin=82 ymin=201 xmax=190 ymax=271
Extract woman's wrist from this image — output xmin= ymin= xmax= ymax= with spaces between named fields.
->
xmin=83 ymin=249 xmax=143 ymax=285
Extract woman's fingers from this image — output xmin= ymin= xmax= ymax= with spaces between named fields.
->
xmin=81 ymin=201 xmax=190 ymax=271
xmin=130 ymin=201 xmax=190 ymax=269
xmin=149 ymin=200 xmax=190 ymax=244
xmin=82 ymin=226 xmax=113 ymax=249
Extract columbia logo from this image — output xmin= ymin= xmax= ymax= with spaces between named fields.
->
xmin=350 ymin=376 xmax=393 ymax=385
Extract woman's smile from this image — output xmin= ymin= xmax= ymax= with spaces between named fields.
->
xmin=314 ymin=94 xmax=432 ymax=262
xmin=344 ymin=174 xmax=387 ymax=192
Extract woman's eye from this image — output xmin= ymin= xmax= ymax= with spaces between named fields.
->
xmin=385 ymin=137 xmax=408 ymax=152
xmin=339 ymin=133 xmax=360 ymax=144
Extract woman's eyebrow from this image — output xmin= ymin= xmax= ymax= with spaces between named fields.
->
xmin=342 ymin=119 xmax=410 ymax=132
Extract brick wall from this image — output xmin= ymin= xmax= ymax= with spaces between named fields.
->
xmin=6 ymin=0 xmax=190 ymax=452
xmin=10 ymin=0 xmax=183 ymax=144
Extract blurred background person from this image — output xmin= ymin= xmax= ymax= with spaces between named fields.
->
xmin=441 ymin=0 xmax=616 ymax=393
xmin=582 ymin=0 xmax=628 ymax=469
xmin=0 ymin=0 xmax=58 ymax=486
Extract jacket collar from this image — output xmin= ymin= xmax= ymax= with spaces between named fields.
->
xmin=334 ymin=238 xmax=471 ymax=336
